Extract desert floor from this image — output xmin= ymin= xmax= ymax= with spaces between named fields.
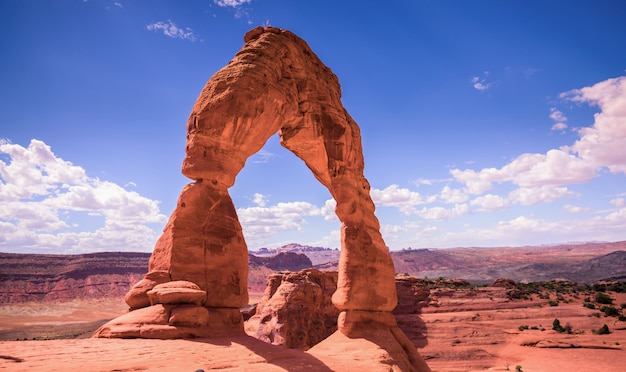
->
xmin=1 ymin=289 xmax=625 ymax=371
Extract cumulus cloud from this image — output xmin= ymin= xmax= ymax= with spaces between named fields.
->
xmin=470 ymin=194 xmax=509 ymax=210
xmin=415 ymin=204 xmax=470 ymax=221
xmin=565 ymin=76 xmax=626 ymax=174
xmin=237 ymin=201 xmax=320 ymax=243
xmin=439 ymin=185 xmax=468 ymax=204
xmin=508 ymin=185 xmax=577 ymax=206
xmin=0 ymin=139 xmax=166 ymax=253
xmin=253 ymin=192 xmax=267 ymax=207
xmin=452 ymin=75 xmax=626 ymax=202
xmin=146 ymin=20 xmax=198 ymax=42
xmin=370 ymin=184 xmax=430 ymax=214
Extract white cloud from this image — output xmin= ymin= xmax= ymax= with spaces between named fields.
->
xmin=412 ymin=178 xmax=433 ymax=186
xmin=508 ymin=185 xmax=576 ymax=206
xmin=237 ymin=201 xmax=320 ymax=244
xmin=549 ymin=107 xmax=568 ymax=131
xmin=471 ymin=72 xmax=491 ymax=91
xmin=146 ymin=20 xmax=198 ymax=42
xmin=253 ymin=192 xmax=267 ymax=207
xmin=439 ymin=185 xmax=468 ymax=204
xmin=114 ymin=2 xmax=123 ymax=8
xmin=565 ymin=76 xmax=626 ymax=174
xmin=214 ymin=0 xmax=251 ymax=7
xmin=370 ymin=184 xmax=429 ymax=214
xmin=319 ymin=198 xmax=338 ymax=221
xmin=251 ymin=149 xmax=276 ymax=164
xmin=453 ymin=76 xmax=626 ymax=196
xmin=470 ymin=194 xmax=509 ymax=210
xmin=450 ymin=167 xmax=506 ymax=195
xmin=563 ymin=204 xmax=591 ymax=213
xmin=507 ymin=150 xmax=596 ymax=187
xmin=213 ymin=0 xmax=252 ymax=22
xmin=610 ymin=197 xmax=625 ymax=208
xmin=0 ymin=139 xmax=166 ymax=253
xmin=415 ymin=204 xmax=470 ymax=221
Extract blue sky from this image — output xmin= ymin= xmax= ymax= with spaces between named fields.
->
xmin=1 ymin=0 xmax=625 ymax=254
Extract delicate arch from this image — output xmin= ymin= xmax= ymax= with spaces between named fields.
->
xmin=174 ymin=27 xmax=397 ymax=312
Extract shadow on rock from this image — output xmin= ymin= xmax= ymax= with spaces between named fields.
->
xmin=189 ymin=335 xmax=334 ymax=371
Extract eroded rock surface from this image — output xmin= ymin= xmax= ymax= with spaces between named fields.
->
xmin=246 ymin=270 xmax=432 ymax=353
xmin=245 ymin=269 xmax=339 ymax=349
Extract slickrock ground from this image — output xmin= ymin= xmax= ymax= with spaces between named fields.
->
xmin=2 ymin=288 xmax=625 ymax=371
xmin=406 ymin=287 xmax=626 ymax=372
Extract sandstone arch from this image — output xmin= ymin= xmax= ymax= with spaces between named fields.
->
xmin=94 ymin=27 xmax=430 ymax=370
xmin=172 ymin=26 xmax=398 ymax=314
xmin=94 ymin=27 xmax=430 ymax=371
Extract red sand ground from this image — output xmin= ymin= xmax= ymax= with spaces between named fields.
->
xmin=1 ymin=290 xmax=625 ymax=371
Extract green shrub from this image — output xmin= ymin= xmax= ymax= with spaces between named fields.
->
xmin=583 ymin=302 xmax=595 ymax=309
xmin=548 ymin=300 xmax=559 ymax=306
xmin=564 ymin=323 xmax=572 ymax=334
xmin=595 ymin=292 xmax=614 ymax=304
xmin=518 ymin=325 xmax=529 ymax=331
xmin=552 ymin=318 xmax=565 ymax=333
xmin=593 ymin=324 xmax=611 ymax=335
xmin=600 ymin=306 xmax=620 ymax=317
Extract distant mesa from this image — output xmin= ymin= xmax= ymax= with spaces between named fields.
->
xmin=91 ymin=26 xmax=430 ymax=371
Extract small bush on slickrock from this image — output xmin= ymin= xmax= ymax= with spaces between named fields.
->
xmin=593 ymin=324 xmax=611 ymax=335
xmin=552 ymin=318 xmax=565 ymax=333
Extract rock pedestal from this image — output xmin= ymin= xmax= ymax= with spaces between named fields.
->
xmin=94 ymin=25 xmax=429 ymax=371
xmin=245 ymin=269 xmax=339 ymax=349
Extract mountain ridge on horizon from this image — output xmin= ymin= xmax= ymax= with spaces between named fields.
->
xmin=2 ymin=241 xmax=625 ymax=304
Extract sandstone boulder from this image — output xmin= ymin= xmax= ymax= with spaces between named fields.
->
xmin=245 ymin=269 xmax=339 ymax=349
xmin=93 ymin=305 xmax=242 ymax=339
xmin=125 ymin=270 xmax=170 ymax=309
xmin=147 ymin=280 xmax=206 ymax=306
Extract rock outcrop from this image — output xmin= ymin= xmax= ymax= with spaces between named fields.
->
xmin=245 ymin=271 xmax=432 ymax=352
xmin=393 ymin=275 xmax=431 ymax=315
xmin=94 ymin=26 xmax=429 ymax=370
xmin=245 ymin=269 xmax=339 ymax=349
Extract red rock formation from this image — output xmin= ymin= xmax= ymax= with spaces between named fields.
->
xmin=393 ymin=275 xmax=431 ymax=315
xmin=246 ymin=271 xmax=432 ymax=352
xmin=245 ymin=269 xmax=339 ymax=349
xmin=95 ymin=25 xmax=428 ymax=370
xmin=0 ymin=252 xmax=149 ymax=303
xmin=177 ymin=26 xmax=397 ymax=314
